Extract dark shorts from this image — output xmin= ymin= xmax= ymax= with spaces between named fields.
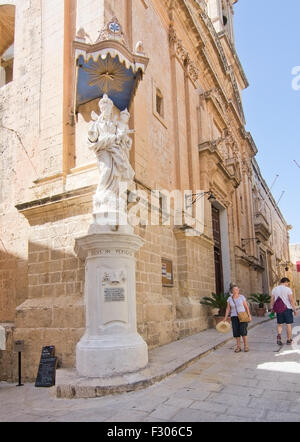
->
xmin=277 ymin=309 xmax=294 ymax=325
xmin=231 ymin=316 xmax=248 ymax=338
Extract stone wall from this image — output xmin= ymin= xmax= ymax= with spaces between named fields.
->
xmin=11 ymin=198 xmax=92 ymax=380
xmin=290 ymin=244 xmax=300 ymax=303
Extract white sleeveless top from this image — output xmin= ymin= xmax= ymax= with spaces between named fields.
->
xmin=227 ymin=295 xmax=246 ymax=317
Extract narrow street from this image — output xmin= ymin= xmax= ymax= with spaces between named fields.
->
xmin=1 ymin=315 xmax=300 ymax=422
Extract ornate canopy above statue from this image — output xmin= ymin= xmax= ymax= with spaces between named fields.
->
xmin=0 ymin=4 xmax=15 ymax=56
xmin=73 ymin=17 xmax=149 ymax=112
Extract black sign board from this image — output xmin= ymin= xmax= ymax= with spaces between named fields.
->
xmin=35 ymin=346 xmax=57 ymax=388
xmin=41 ymin=346 xmax=55 ymax=358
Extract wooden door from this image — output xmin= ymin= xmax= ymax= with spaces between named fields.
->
xmin=212 ymin=206 xmax=224 ymax=295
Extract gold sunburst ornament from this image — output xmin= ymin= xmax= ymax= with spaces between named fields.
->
xmin=83 ymin=56 xmax=131 ymax=94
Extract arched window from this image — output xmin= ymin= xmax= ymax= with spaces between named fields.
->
xmin=0 ymin=3 xmax=16 ymax=87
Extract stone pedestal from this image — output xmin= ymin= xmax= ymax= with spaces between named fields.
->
xmin=75 ymin=229 xmax=148 ymax=378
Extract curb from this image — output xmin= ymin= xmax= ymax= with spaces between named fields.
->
xmin=52 ymin=317 xmax=273 ymax=399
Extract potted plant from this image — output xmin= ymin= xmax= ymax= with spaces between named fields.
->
xmin=248 ymin=293 xmax=271 ymax=317
xmin=200 ymin=292 xmax=230 ymax=326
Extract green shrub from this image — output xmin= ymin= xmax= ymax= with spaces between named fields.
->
xmin=248 ymin=293 xmax=271 ymax=308
xmin=200 ymin=292 xmax=230 ymax=316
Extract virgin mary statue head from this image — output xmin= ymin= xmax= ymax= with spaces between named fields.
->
xmin=98 ymin=94 xmax=114 ymax=118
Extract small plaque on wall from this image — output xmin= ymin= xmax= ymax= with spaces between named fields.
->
xmin=162 ymin=258 xmax=174 ymax=287
xmin=13 ymin=340 xmax=25 ymax=352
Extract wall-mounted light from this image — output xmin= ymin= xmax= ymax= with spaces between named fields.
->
xmin=186 ymin=191 xmax=216 ymax=208
xmin=280 ymin=262 xmax=290 ymax=272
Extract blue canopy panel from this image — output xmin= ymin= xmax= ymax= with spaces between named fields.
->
xmin=76 ymin=53 xmax=141 ymax=111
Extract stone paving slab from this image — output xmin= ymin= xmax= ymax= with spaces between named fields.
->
xmin=52 ymin=316 xmax=271 ymax=399
xmin=1 ymin=315 xmax=300 ymax=422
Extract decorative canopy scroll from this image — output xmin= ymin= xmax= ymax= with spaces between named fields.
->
xmin=0 ymin=4 xmax=15 ymax=56
xmin=74 ymin=17 xmax=149 ymax=112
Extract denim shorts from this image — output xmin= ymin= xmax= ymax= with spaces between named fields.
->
xmin=277 ymin=309 xmax=294 ymax=325
xmin=231 ymin=316 xmax=248 ymax=338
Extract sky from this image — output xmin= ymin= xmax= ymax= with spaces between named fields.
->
xmin=234 ymin=0 xmax=300 ymax=244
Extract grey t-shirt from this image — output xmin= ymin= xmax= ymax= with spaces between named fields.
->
xmin=228 ymin=295 xmax=246 ymax=317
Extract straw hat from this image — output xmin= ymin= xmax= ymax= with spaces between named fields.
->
xmin=216 ymin=320 xmax=231 ymax=334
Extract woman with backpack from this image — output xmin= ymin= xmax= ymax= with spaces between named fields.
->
xmin=271 ymin=278 xmax=298 ymax=346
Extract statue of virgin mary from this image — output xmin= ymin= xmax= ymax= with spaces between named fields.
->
xmin=88 ymin=94 xmax=135 ymax=212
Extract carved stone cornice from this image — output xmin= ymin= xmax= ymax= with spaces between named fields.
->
xmin=225 ymin=157 xmax=241 ymax=186
xmin=187 ymin=61 xmax=199 ymax=82
xmin=193 ymin=0 xmax=207 ymax=14
xmin=241 ymin=157 xmax=253 ymax=178
xmin=199 ymin=138 xmax=224 ymax=154
xmin=198 ymin=10 xmax=230 ymax=74
xmin=199 ymin=87 xmax=230 ymax=126
xmin=176 ymin=1 xmax=247 ymax=123
xmin=217 ymin=30 xmax=249 ymax=88
xmin=199 ymin=139 xmax=241 ymax=188
xmin=208 ymin=183 xmax=231 ymax=209
xmin=235 ymin=254 xmax=264 ymax=271
xmin=15 ymin=186 xmax=95 ymax=226
xmin=218 ymin=158 xmax=241 ymax=189
xmin=168 ymin=24 xmax=199 ymax=82
xmin=228 ymin=66 xmax=245 ymax=123
xmin=240 ymin=128 xmax=258 ymax=156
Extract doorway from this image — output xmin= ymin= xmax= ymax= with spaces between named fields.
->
xmin=212 ymin=206 xmax=224 ymax=295
xmin=260 ymin=252 xmax=269 ymax=294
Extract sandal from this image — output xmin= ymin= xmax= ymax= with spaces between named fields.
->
xmin=287 ymin=339 xmax=293 ymax=345
xmin=244 ymin=347 xmax=249 ymax=352
xmin=277 ymin=335 xmax=283 ymax=346
xmin=234 ymin=347 xmax=241 ymax=353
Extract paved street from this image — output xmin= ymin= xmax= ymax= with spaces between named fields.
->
xmin=1 ymin=316 xmax=300 ymax=422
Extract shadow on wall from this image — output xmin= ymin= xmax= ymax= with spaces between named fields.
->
xmin=0 ymin=242 xmax=86 ymax=382
xmin=0 ymin=222 xmax=215 ymax=382
xmin=0 ymin=248 xmax=27 ymax=323
xmin=0 ymin=247 xmax=27 ymax=381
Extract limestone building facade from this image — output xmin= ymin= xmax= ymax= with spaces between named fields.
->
xmin=290 ymin=245 xmax=300 ymax=303
xmin=251 ymin=159 xmax=293 ymax=294
xmin=0 ymin=0 xmax=292 ymax=381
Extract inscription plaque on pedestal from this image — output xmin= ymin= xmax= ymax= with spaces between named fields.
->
xmin=104 ymin=287 xmax=125 ymax=302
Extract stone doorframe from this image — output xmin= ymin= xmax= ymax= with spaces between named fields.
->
xmin=211 ymin=200 xmax=231 ymax=293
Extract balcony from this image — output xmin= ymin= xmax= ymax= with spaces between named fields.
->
xmin=254 ymin=212 xmax=271 ymax=242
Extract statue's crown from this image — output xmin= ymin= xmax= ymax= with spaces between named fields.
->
xmin=99 ymin=94 xmax=113 ymax=109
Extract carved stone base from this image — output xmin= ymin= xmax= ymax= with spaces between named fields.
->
xmin=76 ymin=332 xmax=148 ymax=378
xmin=75 ymin=231 xmax=148 ymax=378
